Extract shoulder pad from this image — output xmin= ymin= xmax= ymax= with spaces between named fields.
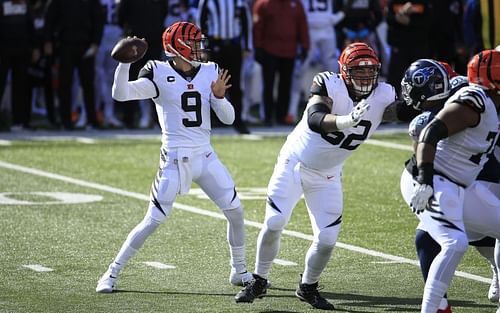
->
xmin=453 ymin=86 xmax=487 ymax=113
xmin=311 ymin=71 xmax=336 ymax=97
xmin=408 ymin=111 xmax=435 ymax=141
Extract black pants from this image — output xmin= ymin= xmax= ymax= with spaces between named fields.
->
xmin=209 ymin=39 xmax=244 ymax=128
xmin=0 ymin=46 xmax=32 ymax=127
xmin=57 ymin=44 xmax=97 ymax=128
xmin=260 ymin=51 xmax=294 ymax=125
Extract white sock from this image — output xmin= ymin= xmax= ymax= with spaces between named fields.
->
xmin=255 ymin=227 xmax=282 ymax=279
xmin=302 ymin=241 xmax=334 ymax=284
xmin=438 ymin=297 xmax=448 ymax=310
xmin=223 ymin=207 xmax=246 ymax=273
xmin=112 ymin=216 xmax=162 ymax=274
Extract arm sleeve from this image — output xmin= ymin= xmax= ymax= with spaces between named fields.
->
xmin=307 ymin=103 xmax=330 ymax=133
xmin=210 ymin=96 xmax=235 ymax=125
xmin=112 ymin=63 xmax=157 ymax=101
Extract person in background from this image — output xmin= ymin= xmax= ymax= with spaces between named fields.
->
xmin=253 ymin=0 xmax=309 ymax=126
xmin=385 ymin=0 xmax=431 ymax=96
xmin=464 ymin=0 xmax=500 ymax=57
xmin=197 ymin=0 xmax=253 ymax=134
xmin=44 ymin=0 xmax=104 ymax=130
xmin=288 ymin=0 xmax=346 ymax=125
xmin=0 ymin=0 xmax=36 ymax=131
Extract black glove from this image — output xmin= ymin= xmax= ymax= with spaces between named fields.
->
xmin=254 ymin=48 xmax=264 ymax=64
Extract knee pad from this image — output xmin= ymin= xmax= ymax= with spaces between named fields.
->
xmin=265 ymin=211 xmax=288 ymax=231
xmin=442 ymin=232 xmax=469 ymax=254
xmin=214 ymin=188 xmax=241 ymax=210
xmin=317 ymin=224 xmax=341 ymax=247
xmin=223 ymin=206 xmax=244 ymax=226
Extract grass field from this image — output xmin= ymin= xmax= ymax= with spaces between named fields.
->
xmin=0 ymin=131 xmax=497 ymax=313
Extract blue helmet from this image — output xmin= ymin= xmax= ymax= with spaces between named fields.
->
xmin=401 ymin=59 xmax=451 ymax=110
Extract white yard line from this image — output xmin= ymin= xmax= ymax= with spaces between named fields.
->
xmin=143 ymin=262 xmax=176 ymax=269
xmin=22 ymin=264 xmax=54 ymax=272
xmin=274 ymin=259 xmax=298 ymax=266
xmin=0 ymin=160 xmax=490 ymax=284
xmin=0 ymin=139 xmax=11 ymax=146
xmin=366 ymin=139 xmax=413 ymax=151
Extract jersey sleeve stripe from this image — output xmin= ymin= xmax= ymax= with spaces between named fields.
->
xmin=455 ymin=89 xmax=486 ymax=113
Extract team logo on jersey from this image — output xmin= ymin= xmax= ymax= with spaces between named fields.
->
xmin=167 ymin=76 xmax=175 ymax=83
xmin=411 ymin=67 xmax=435 ymax=87
xmin=187 ymin=84 xmax=194 ymax=89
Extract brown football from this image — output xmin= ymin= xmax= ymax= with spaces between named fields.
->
xmin=111 ymin=37 xmax=148 ymax=63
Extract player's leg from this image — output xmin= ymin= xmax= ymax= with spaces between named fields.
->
xmin=234 ymin=155 xmax=303 ymax=303
xmin=295 ymin=166 xmax=341 ymax=310
xmin=96 ymin=151 xmax=180 ymax=293
xmin=419 ymin=177 xmax=468 ymax=313
xmin=195 ymin=150 xmax=249 ymax=285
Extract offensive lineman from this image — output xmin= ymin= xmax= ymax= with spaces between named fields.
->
xmin=235 ymin=42 xmax=396 ymax=310
xmin=96 ymin=21 xmax=252 ymax=293
xmin=406 ymin=50 xmax=500 ymax=313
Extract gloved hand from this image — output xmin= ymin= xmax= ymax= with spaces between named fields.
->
xmin=410 ymin=183 xmax=433 ymax=213
xmin=335 ymin=99 xmax=370 ymax=130
xmin=410 ymin=163 xmax=434 ymax=213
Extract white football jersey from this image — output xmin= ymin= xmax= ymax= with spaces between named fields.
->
xmin=302 ymin=0 xmax=342 ymax=30
xmin=434 ymin=85 xmax=500 ymax=187
xmin=282 ymin=71 xmax=396 ymax=171
xmin=139 ymin=61 xmax=219 ymax=149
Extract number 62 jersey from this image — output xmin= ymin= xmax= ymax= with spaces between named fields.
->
xmin=281 ymin=71 xmax=396 ymax=171
xmin=138 ymin=60 xmax=222 ymax=149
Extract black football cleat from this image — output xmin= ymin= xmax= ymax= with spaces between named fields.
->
xmin=295 ymin=280 xmax=335 ymax=310
xmin=234 ymin=274 xmax=268 ymax=303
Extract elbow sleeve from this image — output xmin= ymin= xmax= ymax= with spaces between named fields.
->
xmin=418 ymin=118 xmax=448 ymax=147
xmin=211 ymin=97 xmax=235 ymax=125
xmin=307 ymin=103 xmax=329 ymax=133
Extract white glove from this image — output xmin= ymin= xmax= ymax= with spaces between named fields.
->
xmin=335 ymin=99 xmax=370 ymax=130
xmin=410 ymin=183 xmax=434 ymax=214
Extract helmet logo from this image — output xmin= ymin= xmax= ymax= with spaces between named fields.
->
xmin=412 ymin=67 xmax=435 ymax=87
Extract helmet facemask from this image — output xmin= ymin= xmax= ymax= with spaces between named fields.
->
xmin=344 ymin=63 xmax=380 ymax=98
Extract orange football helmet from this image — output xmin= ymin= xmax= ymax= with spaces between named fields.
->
xmin=467 ymin=49 xmax=500 ymax=91
xmin=162 ymin=21 xmax=209 ymax=66
xmin=338 ymin=42 xmax=381 ymax=98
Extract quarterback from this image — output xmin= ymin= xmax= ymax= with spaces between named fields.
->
xmin=235 ymin=42 xmax=396 ymax=310
xmin=96 ymin=22 xmax=252 ymax=293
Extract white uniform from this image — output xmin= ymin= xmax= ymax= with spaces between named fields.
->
xmin=113 ymin=60 xmax=241 ymax=221
xmin=288 ymin=0 xmax=344 ymax=120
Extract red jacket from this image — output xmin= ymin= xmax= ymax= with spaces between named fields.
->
xmin=253 ymin=0 xmax=309 ymax=59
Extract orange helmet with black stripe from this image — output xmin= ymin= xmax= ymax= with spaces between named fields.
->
xmin=338 ymin=42 xmax=381 ymax=99
xmin=162 ymin=21 xmax=209 ymax=66
xmin=467 ymin=49 xmax=500 ymax=92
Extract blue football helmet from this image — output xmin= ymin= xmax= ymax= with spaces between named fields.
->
xmin=401 ymin=59 xmax=451 ymax=110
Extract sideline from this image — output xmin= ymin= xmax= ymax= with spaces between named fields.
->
xmin=0 ymin=160 xmax=489 ymax=284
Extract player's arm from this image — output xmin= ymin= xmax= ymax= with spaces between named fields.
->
xmin=112 ymin=62 xmax=157 ymax=101
xmin=416 ymin=100 xmax=480 ymax=183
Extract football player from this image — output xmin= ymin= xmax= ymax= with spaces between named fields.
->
xmin=96 ymin=21 xmax=252 ymax=293
xmin=399 ymin=59 xmax=500 ymax=313
xmin=234 ymin=42 xmax=397 ymax=310
xmin=402 ymin=51 xmax=500 ymax=313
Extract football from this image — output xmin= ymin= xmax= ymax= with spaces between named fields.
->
xmin=111 ymin=37 xmax=148 ymax=63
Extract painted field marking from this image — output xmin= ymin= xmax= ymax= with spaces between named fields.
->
xmin=22 ymin=264 xmax=54 ymax=272
xmin=0 ymin=160 xmax=489 ymax=284
xmin=0 ymin=140 xmax=11 ymax=146
xmin=274 ymin=259 xmax=298 ymax=266
xmin=143 ymin=262 xmax=176 ymax=269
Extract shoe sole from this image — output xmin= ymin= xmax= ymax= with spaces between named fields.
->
xmin=96 ymin=287 xmax=114 ymax=293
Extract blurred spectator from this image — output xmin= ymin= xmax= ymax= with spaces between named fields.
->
xmin=165 ymin=0 xmax=197 ymax=26
xmin=117 ymin=0 xmax=168 ymax=129
xmin=0 ymin=0 xmax=36 ymax=131
xmin=429 ymin=0 xmax=466 ymax=74
xmin=335 ymin=0 xmax=383 ymax=55
xmin=44 ymin=0 xmax=104 ymax=130
xmin=95 ymin=0 xmax=123 ymax=128
xmin=198 ymin=0 xmax=252 ymax=134
xmin=464 ymin=0 xmax=500 ymax=56
xmin=253 ymin=0 xmax=309 ymax=126
xmin=288 ymin=0 xmax=345 ymax=124
xmin=28 ymin=0 xmax=57 ymax=128
xmin=386 ymin=0 xmax=431 ymax=96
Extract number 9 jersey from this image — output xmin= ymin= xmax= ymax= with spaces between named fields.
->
xmin=138 ymin=60 xmax=222 ymax=149
xmin=282 ymin=71 xmax=396 ymax=171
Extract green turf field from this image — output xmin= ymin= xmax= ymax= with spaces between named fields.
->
xmin=0 ymin=133 xmax=496 ymax=312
